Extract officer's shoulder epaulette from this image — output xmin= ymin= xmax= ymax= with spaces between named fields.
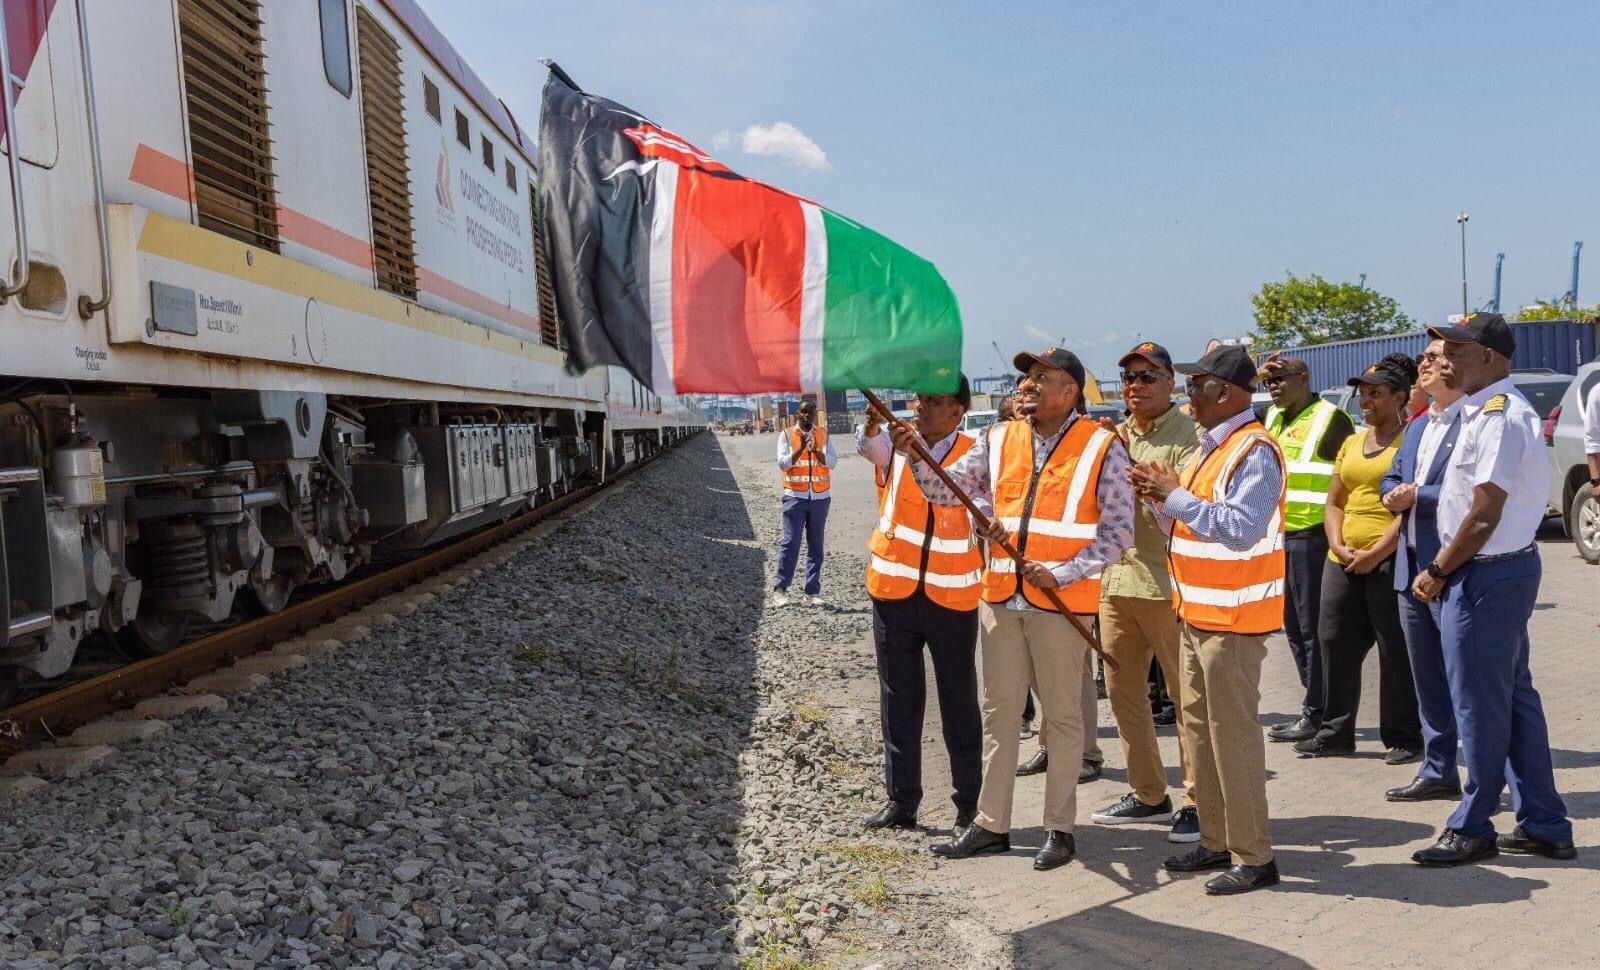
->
xmin=1482 ymin=394 xmax=1507 ymax=415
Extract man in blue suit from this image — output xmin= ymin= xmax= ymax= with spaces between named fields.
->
xmin=1378 ymin=338 xmax=1464 ymax=802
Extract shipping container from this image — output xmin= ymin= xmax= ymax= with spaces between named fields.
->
xmin=1256 ymin=320 xmax=1598 ymax=392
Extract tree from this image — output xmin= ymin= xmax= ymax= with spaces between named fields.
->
xmin=1249 ymin=273 xmax=1414 ymax=351
xmin=1514 ymin=301 xmax=1600 ymax=324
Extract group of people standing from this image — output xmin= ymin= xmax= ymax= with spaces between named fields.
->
xmin=773 ymin=311 xmax=1576 ymax=897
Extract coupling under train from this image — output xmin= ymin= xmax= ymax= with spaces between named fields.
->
xmin=0 ymin=0 xmax=702 ymax=698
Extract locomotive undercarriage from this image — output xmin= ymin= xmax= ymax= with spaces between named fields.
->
xmin=0 ymin=381 xmax=610 ymax=702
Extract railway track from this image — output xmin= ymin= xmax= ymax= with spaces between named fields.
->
xmin=0 ymin=452 xmax=657 ymax=759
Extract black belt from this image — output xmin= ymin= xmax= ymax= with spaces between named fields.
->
xmin=1469 ymin=545 xmax=1536 ymax=564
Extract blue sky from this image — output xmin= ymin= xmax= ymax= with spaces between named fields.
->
xmin=418 ymin=0 xmax=1600 ymax=383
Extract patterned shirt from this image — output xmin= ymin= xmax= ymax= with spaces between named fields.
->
xmin=909 ymin=413 xmax=1135 ymax=611
xmin=1158 ymin=408 xmax=1284 ymax=551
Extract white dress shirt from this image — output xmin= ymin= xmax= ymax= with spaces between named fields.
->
xmin=1436 ymin=378 xmax=1551 ymax=556
xmin=1584 ymin=380 xmax=1600 ymax=457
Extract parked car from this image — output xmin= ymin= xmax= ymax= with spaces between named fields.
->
xmin=1086 ymin=403 xmax=1126 ymax=427
xmin=961 ymin=409 xmax=999 ymax=432
xmin=1544 ymin=360 xmax=1600 ymax=563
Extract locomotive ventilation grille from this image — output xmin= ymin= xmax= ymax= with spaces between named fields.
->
xmin=531 ymin=178 xmax=562 ymax=350
xmin=356 ymin=6 xmax=418 ymax=299
xmin=177 ymin=0 xmax=281 ymax=252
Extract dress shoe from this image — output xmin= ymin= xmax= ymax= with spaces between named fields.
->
xmin=1267 ymin=717 xmax=1318 ymax=743
xmin=1384 ymin=746 xmax=1422 ymax=766
xmin=1078 ymin=759 xmax=1103 ymax=784
xmin=1293 ymin=736 xmax=1355 ymax=758
xmin=1412 ymin=829 xmax=1498 ymax=867
xmin=1016 ymin=750 xmax=1048 ymax=776
xmin=931 ymin=823 xmax=1010 ymax=859
xmin=1153 ymin=705 xmax=1177 ymax=727
xmin=861 ymin=801 xmax=918 ymax=831
xmin=1205 ymin=861 xmax=1280 ymax=895
xmin=1163 ymin=845 xmax=1231 ymax=872
xmin=1385 ymin=778 xmax=1462 ymax=803
xmin=952 ymin=808 xmax=977 ymax=839
xmin=1496 ymin=825 xmax=1577 ymax=860
xmin=1033 ymin=831 xmax=1076 ymax=871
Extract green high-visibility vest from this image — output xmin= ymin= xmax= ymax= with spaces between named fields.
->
xmin=1263 ymin=399 xmax=1339 ymax=533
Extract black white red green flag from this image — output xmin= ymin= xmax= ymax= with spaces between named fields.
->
xmin=536 ymin=66 xmax=963 ymax=396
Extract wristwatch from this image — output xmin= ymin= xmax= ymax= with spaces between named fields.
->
xmin=1425 ymin=561 xmax=1447 ymax=580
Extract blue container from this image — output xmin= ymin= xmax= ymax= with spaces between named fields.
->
xmin=1256 ymin=320 xmax=1598 ymax=391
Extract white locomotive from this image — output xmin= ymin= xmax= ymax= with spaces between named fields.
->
xmin=0 ymin=0 xmax=702 ymax=697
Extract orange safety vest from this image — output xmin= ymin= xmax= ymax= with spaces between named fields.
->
xmin=782 ymin=426 xmax=830 ymax=495
xmin=981 ymin=417 xmax=1116 ymax=613
xmin=1167 ymin=420 xmax=1287 ymax=635
xmin=866 ymin=434 xmax=984 ymax=611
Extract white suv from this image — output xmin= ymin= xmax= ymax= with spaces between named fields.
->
xmin=1544 ymin=361 xmax=1600 ymax=564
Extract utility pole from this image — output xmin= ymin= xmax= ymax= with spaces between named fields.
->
xmin=1456 ymin=212 xmax=1470 ymax=316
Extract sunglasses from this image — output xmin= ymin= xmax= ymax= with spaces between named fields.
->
xmin=1120 ymin=370 xmax=1163 ymax=386
xmin=1416 ymin=352 xmax=1445 ymax=365
xmin=1260 ymin=372 xmax=1305 ymax=387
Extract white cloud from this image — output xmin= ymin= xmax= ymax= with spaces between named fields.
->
xmin=709 ymin=129 xmax=733 ymax=152
xmin=1024 ymin=325 xmax=1058 ymax=345
xmin=739 ymin=122 xmax=831 ymax=173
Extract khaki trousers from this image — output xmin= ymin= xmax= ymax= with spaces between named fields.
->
xmin=1034 ymin=653 xmax=1103 ymax=762
xmin=1101 ymin=596 xmax=1194 ymax=808
xmin=1178 ymin=623 xmax=1274 ymax=866
xmin=975 ymin=603 xmax=1090 ymax=834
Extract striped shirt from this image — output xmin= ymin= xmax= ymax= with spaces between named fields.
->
xmin=909 ymin=413 xmax=1134 ymax=610
xmin=1159 ymin=409 xmax=1283 ymax=551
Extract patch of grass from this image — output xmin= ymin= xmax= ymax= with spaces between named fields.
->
xmin=517 ymin=641 xmax=550 ymax=664
xmin=167 ymin=904 xmax=190 ymax=926
xmin=849 ymin=872 xmax=889 ymax=910
xmin=826 ymin=840 xmax=916 ymax=870
xmin=792 ymin=702 xmax=828 ymax=725
xmin=738 ymin=945 xmax=825 ymax=970
xmin=681 ymin=739 xmax=703 ymax=761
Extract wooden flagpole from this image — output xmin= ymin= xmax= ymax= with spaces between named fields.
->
xmin=861 ymin=389 xmax=1114 ymax=670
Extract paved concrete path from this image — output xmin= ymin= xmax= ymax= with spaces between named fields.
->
xmin=726 ymin=430 xmax=1600 ymax=969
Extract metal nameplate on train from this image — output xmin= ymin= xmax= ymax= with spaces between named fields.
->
xmin=150 ymin=281 xmax=199 ymax=336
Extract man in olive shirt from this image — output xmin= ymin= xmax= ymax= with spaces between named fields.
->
xmin=1088 ymin=342 xmax=1204 ymax=844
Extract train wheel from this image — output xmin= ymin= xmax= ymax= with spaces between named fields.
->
xmin=117 ymin=609 xmax=192 ymax=656
xmin=239 ymin=573 xmax=296 ymax=618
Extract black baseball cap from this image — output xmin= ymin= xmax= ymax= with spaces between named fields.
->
xmin=1118 ymin=341 xmax=1174 ymax=373
xmin=921 ymin=374 xmax=972 ymax=411
xmin=1013 ymin=347 xmax=1087 ymax=390
xmin=1428 ymin=312 xmax=1515 ymax=359
xmin=1176 ymin=345 xmax=1258 ymax=391
xmin=1347 ymin=362 xmax=1408 ymax=390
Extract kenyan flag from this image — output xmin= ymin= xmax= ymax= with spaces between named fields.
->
xmin=537 ymin=66 xmax=962 ymax=396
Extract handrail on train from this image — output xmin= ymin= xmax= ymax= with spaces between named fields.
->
xmin=0 ymin=8 xmax=32 ymax=302
xmin=74 ymin=0 xmax=111 ymax=319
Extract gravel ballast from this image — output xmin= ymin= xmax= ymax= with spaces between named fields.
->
xmin=0 ymin=434 xmax=979 ymax=969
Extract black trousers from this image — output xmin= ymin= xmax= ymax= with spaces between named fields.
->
xmin=871 ymin=591 xmax=982 ymax=813
xmin=1315 ymin=557 xmax=1422 ymax=750
xmin=1284 ymin=528 xmax=1330 ymax=723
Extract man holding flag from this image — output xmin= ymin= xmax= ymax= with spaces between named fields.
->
xmin=892 ymin=348 xmax=1134 ymax=871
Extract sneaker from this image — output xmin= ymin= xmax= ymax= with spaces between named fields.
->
xmin=1091 ymin=792 xmax=1174 ymax=825
xmin=1169 ymin=806 xmax=1201 ymax=843
xmin=771 ymin=590 xmax=789 ymax=607
xmin=1293 ymin=736 xmax=1355 ymax=758
xmin=809 ymin=595 xmax=825 ymax=607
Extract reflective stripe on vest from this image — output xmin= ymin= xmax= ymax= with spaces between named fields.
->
xmin=866 ymin=434 xmax=984 ymax=611
xmin=1263 ymin=400 xmax=1336 ymax=532
xmin=981 ymin=418 xmax=1114 ymax=613
xmin=782 ymin=427 xmax=831 ymax=494
xmin=1168 ymin=424 xmax=1286 ymax=635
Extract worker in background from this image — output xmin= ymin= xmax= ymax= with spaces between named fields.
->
xmin=1132 ymin=344 xmax=1285 ymax=896
xmin=1295 ymin=354 xmax=1422 ymax=762
xmin=1088 ymin=342 xmax=1203 ymax=844
xmin=1258 ymin=355 xmax=1354 ymax=744
xmin=855 ymin=378 xmax=984 ymax=837
xmin=1380 ymin=338 xmax=1466 ymax=803
xmin=772 ymin=400 xmax=837 ymax=607
xmin=1409 ymin=314 xmax=1574 ymax=866
xmin=893 ymin=348 xmax=1133 ymax=872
